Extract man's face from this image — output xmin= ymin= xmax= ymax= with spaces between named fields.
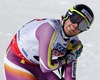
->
xmin=63 ymin=18 xmax=81 ymax=37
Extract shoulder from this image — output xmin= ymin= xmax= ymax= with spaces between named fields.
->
xmin=70 ymin=36 xmax=83 ymax=47
xmin=36 ymin=19 xmax=56 ymax=40
xmin=70 ymin=36 xmax=79 ymax=40
xmin=49 ymin=19 xmax=62 ymax=29
xmin=35 ymin=18 xmax=61 ymax=32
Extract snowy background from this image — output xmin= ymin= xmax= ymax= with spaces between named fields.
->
xmin=0 ymin=0 xmax=100 ymax=80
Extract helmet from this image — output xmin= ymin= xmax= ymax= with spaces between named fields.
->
xmin=63 ymin=4 xmax=94 ymax=31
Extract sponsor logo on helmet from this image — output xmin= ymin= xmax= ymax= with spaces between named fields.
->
xmin=81 ymin=9 xmax=92 ymax=22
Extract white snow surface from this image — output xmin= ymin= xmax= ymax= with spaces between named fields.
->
xmin=0 ymin=0 xmax=100 ymax=80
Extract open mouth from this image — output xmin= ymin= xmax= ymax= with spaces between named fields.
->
xmin=70 ymin=25 xmax=75 ymax=31
xmin=67 ymin=25 xmax=75 ymax=33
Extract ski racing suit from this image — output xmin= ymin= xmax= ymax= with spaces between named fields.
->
xmin=4 ymin=18 xmax=82 ymax=80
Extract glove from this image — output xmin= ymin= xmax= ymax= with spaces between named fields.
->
xmin=58 ymin=40 xmax=83 ymax=65
xmin=66 ymin=40 xmax=83 ymax=64
xmin=68 ymin=40 xmax=83 ymax=55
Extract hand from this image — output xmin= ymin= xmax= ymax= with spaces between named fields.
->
xmin=69 ymin=40 xmax=83 ymax=57
xmin=59 ymin=40 xmax=83 ymax=64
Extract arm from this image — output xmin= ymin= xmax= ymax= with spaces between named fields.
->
xmin=36 ymin=22 xmax=62 ymax=73
xmin=63 ymin=40 xmax=83 ymax=80
xmin=64 ymin=60 xmax=77 ymax=80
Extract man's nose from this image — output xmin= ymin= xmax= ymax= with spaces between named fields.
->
xmin=72 ymin=23 xmax=78 ymax=29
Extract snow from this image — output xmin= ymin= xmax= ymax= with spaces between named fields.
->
xmin=0 ymin=0 xmax=100 ymax=80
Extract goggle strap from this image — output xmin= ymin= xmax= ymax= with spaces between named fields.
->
xmin=63 ymin=16 xmax=68 ymax=21
xmin=63 ymin=10 xmax=72 ymax=21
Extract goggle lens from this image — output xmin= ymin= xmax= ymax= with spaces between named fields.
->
xmin=69 ymin=12 xmax=89 ymax=31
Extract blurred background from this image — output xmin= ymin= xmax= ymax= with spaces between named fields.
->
xmin=0 ymin=0 xmax=100 ymax=80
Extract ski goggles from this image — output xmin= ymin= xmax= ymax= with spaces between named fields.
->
xmin=65 ymin=8 xmax=90 ymax=31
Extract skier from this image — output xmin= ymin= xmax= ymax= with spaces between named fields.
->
xmin=4 ymin=4 xmax=94 ymax=80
